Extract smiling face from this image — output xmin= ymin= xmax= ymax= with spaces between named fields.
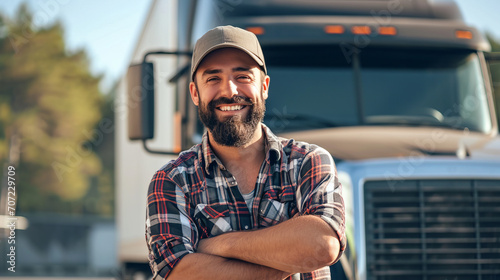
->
xmin=189 ymin=48 xmax=270 ymax=147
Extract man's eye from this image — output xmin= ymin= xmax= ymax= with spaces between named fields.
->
xmin=237 ymin=76 xmax=251 ymax=80
xmin=207 ymin=77 xmax=220 ymax=82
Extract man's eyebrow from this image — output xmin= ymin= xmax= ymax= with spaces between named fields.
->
xmin=202 ymin=69 xmax=222 ymax=76
xmin=232 ymin=67 xmax=252 ymax=73
xmin=201 ymin=67 xmax=253 ymax=76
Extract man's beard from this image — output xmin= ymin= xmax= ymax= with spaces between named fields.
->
xmin=198 ymin=94 xmax=265 ymax=147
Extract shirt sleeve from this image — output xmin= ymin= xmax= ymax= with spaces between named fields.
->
xmin=296 ymin=146 xmax=346 ymax=259
xmin=145 ymin=169 xmax=198 ymax=279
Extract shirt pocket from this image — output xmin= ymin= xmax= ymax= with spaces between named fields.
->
xmin=194 ymin=203 xmax=233 ymax=237
xmin=258 ymin=188 xmax=296 ymax=227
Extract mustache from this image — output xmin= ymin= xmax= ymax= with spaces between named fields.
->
xmin=208 ymin=96 xmax=253 ymax=110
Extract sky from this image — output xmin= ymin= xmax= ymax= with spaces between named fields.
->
xmin=0 ymin=0 xmax=499 ymax=93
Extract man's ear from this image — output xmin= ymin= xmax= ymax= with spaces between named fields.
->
xmin=262 ymin=75 xmax=270 ymax=100
xmin=189 ymin=81 xmax=199 ymax=106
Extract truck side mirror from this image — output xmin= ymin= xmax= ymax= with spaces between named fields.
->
xmin=126 ymin=51 xmax=192 ymax=155
xmin=127 ymin=62 xmax=155 ymax=140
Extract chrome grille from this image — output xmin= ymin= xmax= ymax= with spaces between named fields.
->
xmin=364 ymin=179 xmax=500 ymax=280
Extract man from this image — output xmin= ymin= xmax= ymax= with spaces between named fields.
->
xmin=146 ymin=25 xmax=345 ymax=280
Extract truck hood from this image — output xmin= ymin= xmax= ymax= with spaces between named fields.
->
xmin=278 ymin=126 xmax=500 ymax=161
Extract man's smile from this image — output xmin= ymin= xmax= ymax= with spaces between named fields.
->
xmin=216 ymin=104 xmax=248 ymax=112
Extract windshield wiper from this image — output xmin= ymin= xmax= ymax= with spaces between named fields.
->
xmin=364 ymin=115 xmax=463 ymax=129
xmin=264 ymin=113 xmax=338 ymax=129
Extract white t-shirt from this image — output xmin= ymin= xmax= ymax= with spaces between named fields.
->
xmin=241 ymin=189 xmax=255 ymax=211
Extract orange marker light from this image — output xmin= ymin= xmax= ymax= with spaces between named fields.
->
xmin=351 ymin=26 xmax=371 ymax=35
xmin=378 ymin=26 xmax=397 ymax=36
xmin=246 ymin=27 xmax=265 ymax=35
xmin=325 ymin=25 xmax=345 ymax=34
xmin=456 ymin=30 xmax=473 ymax=39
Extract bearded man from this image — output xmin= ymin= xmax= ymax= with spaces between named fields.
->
xmin=145 ymin=25 xmax=345 ymax=280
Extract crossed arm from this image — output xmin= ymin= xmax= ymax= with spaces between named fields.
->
xmin=167 ymin=214 xmax=340 ymax=280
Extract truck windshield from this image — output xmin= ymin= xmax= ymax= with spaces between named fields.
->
xmin=263 ymin=46 xmax=492 ymax=134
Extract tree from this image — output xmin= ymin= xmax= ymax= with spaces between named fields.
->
xmin=0 ymin=5 xmax=104 ymax=213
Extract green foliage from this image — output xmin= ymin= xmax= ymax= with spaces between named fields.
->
xmin=0 ymin=5 xmax=111 ymax=215
xmin=486 ymin=33 xmax=500 ymax=126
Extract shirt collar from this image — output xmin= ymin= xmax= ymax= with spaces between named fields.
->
xmin=201 ymin=124 xmax=282 ymax=175
xmin=201 ymin=132 xmax=225 ymax=175
xmin=262 ymin=124 xmax=282 ymax=163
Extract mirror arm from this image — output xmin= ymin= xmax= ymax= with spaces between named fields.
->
xmin=142 ymin=139 xmax=180 ymax=155
xmin=142 ymin=51 xmax=192 ymax=83
xmin=169 ymin=64 xmax=191 ymax=84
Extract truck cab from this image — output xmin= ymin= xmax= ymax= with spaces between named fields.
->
xmin=121 ymin=0 xmax=500 ymax=278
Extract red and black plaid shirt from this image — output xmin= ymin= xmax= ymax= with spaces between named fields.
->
xmin=146 ymin=125 xmax=345 ymax=279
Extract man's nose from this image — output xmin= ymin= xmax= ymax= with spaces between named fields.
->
xmin=219 ymin=78 xmax=238 ymax=98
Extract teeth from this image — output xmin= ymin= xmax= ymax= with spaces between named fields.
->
xmin=219 ymin=105 xmax=243 ymax=111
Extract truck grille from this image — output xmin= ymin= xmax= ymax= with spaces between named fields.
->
xmin=364 ymin=179 xmax=500 ymax=280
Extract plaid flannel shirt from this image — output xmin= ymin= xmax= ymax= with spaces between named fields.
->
xmin=146 ymin=124 xmax=345 ymax=279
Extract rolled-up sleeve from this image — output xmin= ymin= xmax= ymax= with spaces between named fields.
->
xmin=146 ymin=170 xmax=198 ymax=279
xmin=297 ymin=147 xmax=346 ymax=259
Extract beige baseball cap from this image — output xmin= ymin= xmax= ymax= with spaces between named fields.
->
xmin=191 ymin=25 xmax=267 ymax=81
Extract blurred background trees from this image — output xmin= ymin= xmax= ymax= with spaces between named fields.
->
xmin=0 ymin=4 xmax=114 ymax=216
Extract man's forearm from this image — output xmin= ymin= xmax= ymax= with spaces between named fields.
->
xmin=197 ymin=215 xmax=340 ymax=274
xmin=167 ymin=252 xmax=289 ymax=280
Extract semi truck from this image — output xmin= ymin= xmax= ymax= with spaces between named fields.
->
xmin=117 ymin=0 xmax=500 ymax=279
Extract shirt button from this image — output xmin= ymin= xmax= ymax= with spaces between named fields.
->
xmin=244 ymin=225 xmax=249 ymax=230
